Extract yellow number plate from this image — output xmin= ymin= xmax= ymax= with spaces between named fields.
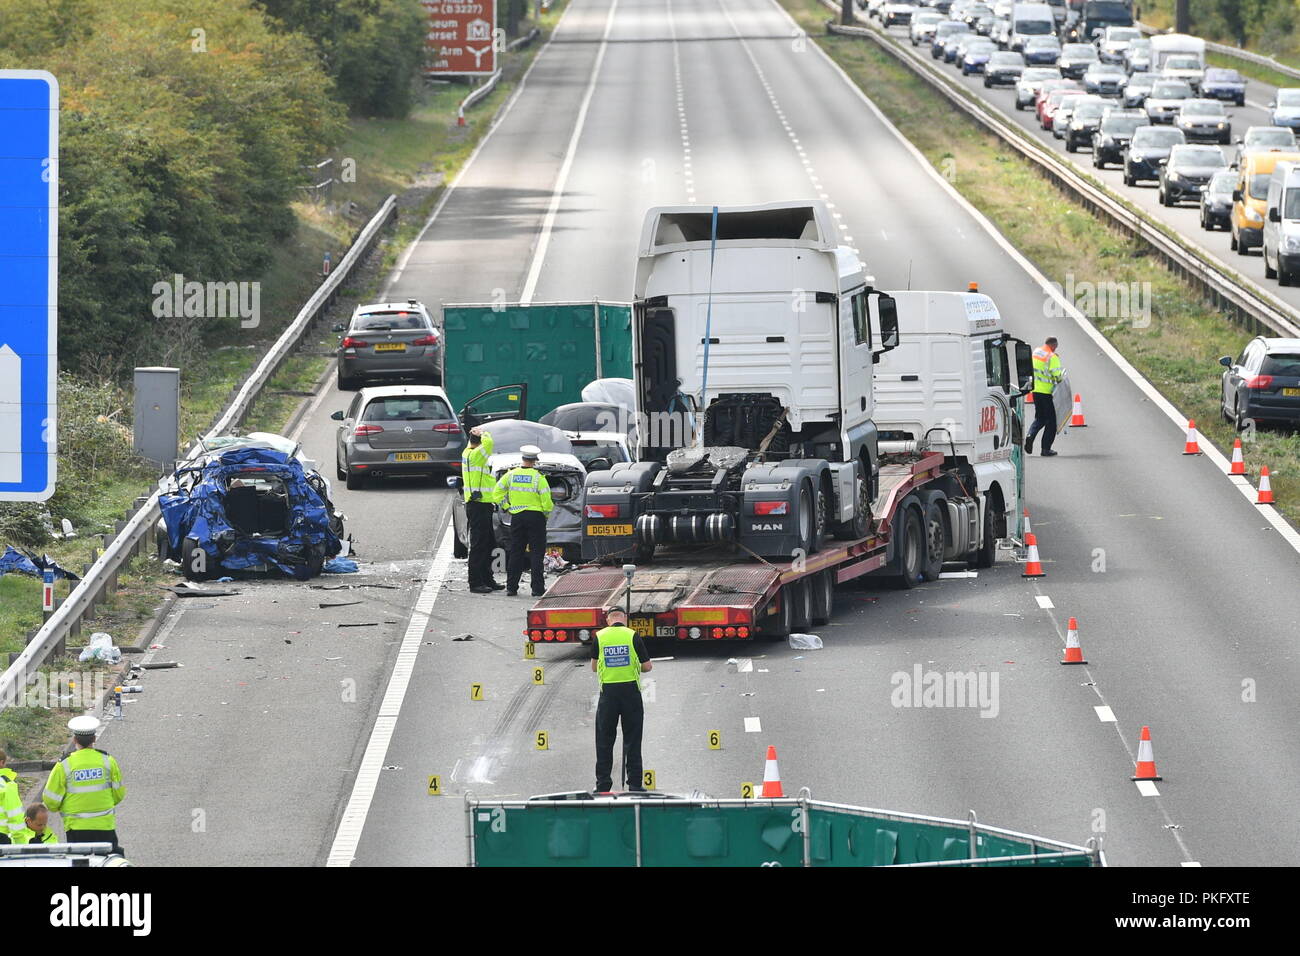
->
xmin=374 ymin=343 xmax=406 ymax=352
xmin=1284 ymin=387 xmax=1300 ymax=397
xmin=629 ymin=616 xmax=655 ymax=638
xmin=586 ymin=523 xmax=633 ymax=536
xmin=392 ymin=452 xmax=430 ymax=462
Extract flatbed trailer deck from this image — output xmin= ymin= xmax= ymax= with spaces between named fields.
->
xmin=525 ymin=452 xmax=947 ymax=644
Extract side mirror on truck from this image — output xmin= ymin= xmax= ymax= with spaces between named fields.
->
xmin=870 ymin=292 xmax=900 ymax=359
xmin=1011 ymin=339 xmax=1036 ymax=395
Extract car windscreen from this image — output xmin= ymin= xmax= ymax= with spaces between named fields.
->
xmin=1015 ymin=20 xmax=1053 ymax=35
xmin=1102 ymin=116 xmax=1144 ymax=135
xmin=1132 ymin=128 xmax=1184 ymax=147
xmin=1249 ymin=174 xmax=1272 ymax=200
xmin=1261 ymin=352 xmax=1300 ymax=375
xmin=569 ymin=439 xmax=627 ymax=468
xmin=936 ymin=22 xmax=969 ymax=36
xmin=1126 ymin=75 xmax=1155 ymax=89
xmin=361 ymin=397 xmax=453 ymax=422
xmin=1181 ymin=102 xmax=1223 ymax=116
xmin=1250 ymin=129 xmax=1296 ymax=146
xmin=1208 ymin=171 xmax=1236 ymax=194
xmin=1062 ymin=44 xmax=1097 ymax=58
xmin=1025 ymin=36 xmax=1059 ymax=48
xmin=353 ymin=311 xmax=426 ymax=331
xmin=1107 ymin=28 xmax=1139 ymax=41
xmin=1166 ymin=57 xmax=1201 ymax=70
xmin=1074 ymin=102 xmax=1106 ymax=121
xmin=1284 ymin=190 xmax=1300 ymax=221
xmin=1276 ymin=90 xmax=1300 ymax=107
xmin=1171 ymin=146 xmax=1225 ymax=167
xmin=1151 ymin=82 xmax=1192 ymax=99
xmin=990 ymin=53 xmax=1023 ymax=66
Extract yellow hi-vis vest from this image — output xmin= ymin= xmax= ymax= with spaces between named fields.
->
xmin=495 ymin=467 xmax=553 ymax=515
xmin=595 ymin=626 xmax=641 ymax=689
xmin=461 ymin=431 xmax=498 ymax=503
xmin=12 ymin=826 xmax=56 ymax=845
xmin=0 ymin=767 xmax=21 ymax=837
xmin=1032 ymin=346 xmax=1063 ymax=395
xmin=43 ymin=748 xmax=125 ymax=831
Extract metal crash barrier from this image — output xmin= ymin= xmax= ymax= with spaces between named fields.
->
xmin=465 ymin=791 xmax=1105 ymax=867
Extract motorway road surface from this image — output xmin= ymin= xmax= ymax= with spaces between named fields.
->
xmin=102 ymin=0 xmax=1300 ymax=867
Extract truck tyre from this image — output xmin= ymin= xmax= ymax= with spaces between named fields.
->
xmin=790 ymin=578 xmax=813 ymax=633
xmin=761 ymin=587 xmax=794 ymax=641
xmin=834 ymin=462 xmax=872 ymax=540
xmin=796 ymin=484 xmax=817 ymax=555
xmin=811 ymin=569 xmax=835 ymax=626
xmin=895 ymin=504 xmax=925 ymax=589
xmin=975 ymin=496 xmax=1002 ymax=569
xmin=921 ymin=497 xmax=948 ymax=582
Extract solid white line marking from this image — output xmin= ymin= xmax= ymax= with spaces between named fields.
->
xmin=326 ymin=524 xmax=456 ymax=866
xmin=744 ymin=716 xmax=762 ymax=733
xmin=518 ymin=0 xmax=621 ymax=305
xmin=1135 ymin=780 xmax=1161 ymax=797
xmin=382 ymin=3 xmax=576 ymax=297
xmin=1095 ymin=705 xmax=1116 ymax=722
xmin=1181 ymin=861 xmax=1203 ymax=867
xmin=938 ymin=570 xmax=977 ymax=578
xmin=1036 ymin=595 xmax=1054 ymax=609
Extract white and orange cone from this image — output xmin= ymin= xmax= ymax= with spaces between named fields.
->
xmin=1182 ymin=420 xmax=1201 ymax=455
xmin=1070 ymin=394 xmax=1087 ymax=427
xmin=1229 ymin=438 xmax=1247 ymax=475
xmin=1061 ymin=616 xmax=1087 ymax=665
xmin=1132 ymin=726 xmax=1162 ymax=781
xmin=1023 ymin=507 xmax=1032 ymax=536
xmin=1022 ymin=531 xmax=1046 ymax=577
xmin=1257 ymin=466 xmax=1275 ymax=504
xmin=761 ymin=745 xmax=784 ymax=797
xmin=457 ymin=105 xmax=466 ymax=127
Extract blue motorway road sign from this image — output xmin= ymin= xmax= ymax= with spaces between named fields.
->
xmin=0 ymin=70 xmax=58 ymax=501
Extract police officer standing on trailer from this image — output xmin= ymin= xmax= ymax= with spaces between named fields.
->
xmin=590 ymin=608 xmax=653 ymax=793
xmin=1024 ymin=336 xmax=1065 ymax=457
xmin=462 ymin=425 xmax=504 ymax=594
xmin=495 ymin=444 xmax=553 ymax=597
xmin=43 ymin=716 xmax=126 ymax=854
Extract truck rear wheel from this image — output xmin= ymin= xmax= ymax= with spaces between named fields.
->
xmin=790 ymin=578 xmax=813 ymax=632
xmin=922 ymin=497 xmax=947 ymax=582
xmin=761 ymin=587 xmax=793 ymax=641
xmin=811 ymin=569 xmax=835 ymax=626
xmin=895 ymin=505 xmax=924 ymax=589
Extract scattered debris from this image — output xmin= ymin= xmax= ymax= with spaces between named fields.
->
xmin=451 ymin=634 xmax=475 ymax=641
xmin=166 ymin=582 xmax=240 ymax=597
xmin=310 ymin=582 xmax=397 ymax=591
xmin=142 ymin=661 xmax=178 ymax=670
xmin=788 ymin=633 xmax=823 ymax=650
xmin=338 ymin=622 xmax=378 ymax=628
xmin=324 ymin=656 xmax=342 ymax=661
xmin=319 ymin=601 xmax=362 ymax=608
xmin=324 ymin=557 xmax=360 ymax=574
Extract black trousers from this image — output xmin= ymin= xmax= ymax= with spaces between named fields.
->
xmin=466 ymin=499 xmax=497 ymax=587
xmin=595 ymin=682 xmax=644 ymax=792
xmin=66 ymin=828 xmax=124 ymax=856
xmin=1026 ymin=394 xmax=1058 ymax=453
xmin=506 ymin=509 xmax=548 ymax=594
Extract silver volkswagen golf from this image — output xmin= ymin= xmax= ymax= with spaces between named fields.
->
xmin=333 ymin=385 xmax=466 ymax=489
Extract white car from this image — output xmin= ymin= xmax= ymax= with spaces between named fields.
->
xmin=564 ymin=431 xmax=632 ymax=473
xmin=1096 ymin=26 xmax=1141 ymax=64
xmin=911 ymin=10 xmax=945 ymax=44
xmin=1161 ymin=55 xmax=1205 ymax=94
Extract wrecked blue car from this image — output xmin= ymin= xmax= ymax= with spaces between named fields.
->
xmin=157 ymin=436 xmax=345 ymax=581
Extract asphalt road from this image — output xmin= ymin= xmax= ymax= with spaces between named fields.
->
xmin=97 ymin=0 xmax=1300 ymax=867
xmin=873 ymin=14 xmax=1300 ymax=309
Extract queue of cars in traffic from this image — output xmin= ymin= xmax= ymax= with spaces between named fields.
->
xmin=872 ymin=1 xmax=1300 ymax=303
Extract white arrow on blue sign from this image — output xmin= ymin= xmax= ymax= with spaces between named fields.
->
xmin=0 ymin=70 xmax=58 ymax=501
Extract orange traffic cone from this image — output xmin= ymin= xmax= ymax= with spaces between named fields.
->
xmin=1061 ymin=616 xmax=1087 ymax=664
xmin=457 ymin=105 xmax=466 ymax=127
xmin=761 ymin=745 xmax=784 ymax=797
xmin=1229 ymin=439 xmax=1247 ymax=475
xmin=1182 ymin=420 xmax=1201 ymax=455
xmin=1025 ymin=390 xmax=1034 ymax=405
xmin=1022 ymin=507 xmax=1032 ymax=536
xmin=1131 ymin=726 xmax=1162 ymax=781
xmin=1070 ymin=394 xmax=1087 ymax=426
xmin=1022 ymin=532 xmax=1045 ymax=577
xmin=1257 ymin=466 xmax=1275 ymax=504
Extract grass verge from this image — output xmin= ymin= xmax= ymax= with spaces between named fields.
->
xmin=783 ymin=0 xmax=1300 ymax=524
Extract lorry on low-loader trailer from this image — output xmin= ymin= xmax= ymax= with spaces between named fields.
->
xmin=525 ymin=201 xmax=1035 ymax=645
